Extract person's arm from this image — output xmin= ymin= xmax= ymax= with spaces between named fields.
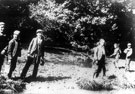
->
xmin=110 ymin=51 xmax=115 ymax=57
xmin=127 ymin=48 xmax=133 ymax=57
xmin=94 ymin=47 xmax=98 ymax=61
xmin=27 ymin=38 xmax=34 ymax=56
xmin=124 ymin=48 xmax=127 ymax=54
xmin=18 ymin=41 xmax=22 ymax=57
xmin=1 ymin=46 xmax=8 ymax=55
xmin=110 ymin=49 xmax=117 ymax=57
xmin=41 ymin=39 xmax=45 ymax=57
xmin=7 ymin=40 xmax=14 ymax=62
xmin=119 ymin=48 xmax=122 ymax=54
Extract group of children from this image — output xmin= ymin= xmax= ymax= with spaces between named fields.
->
xmin=110 ymin=42 xmax=133 ymax=70
xmin=0 ymin=22 xmax=45 ymax=79
xmin=93 ymin=39 xmax=133 ymax=78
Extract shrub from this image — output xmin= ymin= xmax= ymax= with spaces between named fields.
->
xmin=0 ymin=76 xmax=26 ymax=93
xmin=76 ymin=77 xmax=114 ymax=91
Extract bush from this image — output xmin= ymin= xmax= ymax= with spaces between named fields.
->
xmin=76 ymin=77 xmax=114 ymax=91
xmin=0 ymin=76 xmax=26 ymax=93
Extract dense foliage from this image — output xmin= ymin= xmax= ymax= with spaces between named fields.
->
xmin=29 ymin=0 xmax=134 ymax=53
xmin=0 ymin=0 xmax=40 ymax=42
xmin=0 ymin=0 xmax=134 ymax=53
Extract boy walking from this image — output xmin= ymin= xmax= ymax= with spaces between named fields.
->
xmin=21 ymin=29 xmax=45 ymax=78
xmin=93 ymin=39 xmax=106 ymax=78
xmin=7 ymin=30 xmax=21 ymax=78
xmin=110 ymin=43 xmax=121 ymax=68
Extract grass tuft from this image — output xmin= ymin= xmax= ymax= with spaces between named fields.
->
xmin=76 ymin=77 xmax=114 ymax=91
xmin=0 ymin=75 xmax=26 ymax=93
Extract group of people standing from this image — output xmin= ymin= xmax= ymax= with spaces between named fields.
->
xmin=0 ymin=22 xmax=45 ymax=79
xmin=93 ymin=39 xmax=133 ymax=78
xmin=0 ymin=21 xmax=133 ymax=79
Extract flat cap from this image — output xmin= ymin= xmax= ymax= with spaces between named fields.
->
xmin=36 ymin=29 xmax=43 ymax=34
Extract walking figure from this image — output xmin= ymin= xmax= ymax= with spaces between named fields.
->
xmin=124 ymin=43 xmax=133 ymax=71
xmin=7 ymin=30 xmax=21 ymax=78
xmin=93 ymin=39 xmax=106 ymax=78
xmin=110 ymin=43 xmax=121 ymax=68
xmin=21 ymin=29 xmax=45 ymax=78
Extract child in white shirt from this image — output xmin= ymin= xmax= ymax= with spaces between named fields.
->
xmin=124 ymin=43 xmax=133 ymax=71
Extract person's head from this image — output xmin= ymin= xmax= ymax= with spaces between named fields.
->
xmin=127 ymin=43 xmax=131 ymax=48
xmin=13 ymin=30 xmax=20 ymax=40
xmin=36 ymin=29 xmax=43 ymax=39
xmin=0 ymin=22 xmax=5 ymax=35
xmin=114 ymin=43 xmax=119 ymax=48
xmin=99 ymin=39 xmax=105 ymax=46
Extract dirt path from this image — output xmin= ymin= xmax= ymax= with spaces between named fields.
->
xmin=13 ymin=59 xmax=135 ymax=94
xmin=2 ymin=51 xmax=135 ymax=94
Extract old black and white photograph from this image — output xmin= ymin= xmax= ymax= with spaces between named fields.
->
xmin=0 ymin=0 xmax=135 ymax=94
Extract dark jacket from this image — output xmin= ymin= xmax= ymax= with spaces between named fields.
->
xmin=27 ymin=37 xmax=45 ymax=57
xmin=7 ymin=39 xmax=21 ymax=60
xmin=0 ymin=35 xmax=7 ymax=52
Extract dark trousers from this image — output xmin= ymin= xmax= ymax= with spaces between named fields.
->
xmin=21 ymin=55 xmax=41 ymax=78
xmin=8 ymin=57 xmax=17 ymax=77
xmin=0 ymin=55 xmax=4 ymax=73
xmin=94 ymin=56 xmax=106 ymax=78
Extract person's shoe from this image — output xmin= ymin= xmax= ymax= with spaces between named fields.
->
xmin=32 ymin=74 xmax=36 ymax=79
xmin=20 ymin=75 xmax=25 ymax=79
xmin=40 ymin=58 xmax=45 ymax=66
xmin=8 ymin=74 xmax=12 ymax=79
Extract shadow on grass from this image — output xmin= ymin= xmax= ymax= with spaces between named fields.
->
xmin=14 ymin=76 xmax=71 ymax=83
xmin=118 ymin=66 xmax=125 ymax=69
xmin=128 ymin=70 xmax=135 ymax=72
xmin=108 ymin=75 xmax=117 ymax=79
xmin=45 ymin=46 xmax=72 ymax=55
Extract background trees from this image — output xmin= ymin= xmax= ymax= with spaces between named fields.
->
xmin=0 ymin=0 xmax=134 ymax=55
xmin=0 ymin=0 xmax=40 ymax=43
xmin=29 ymin=0 xmax=134 ymax=54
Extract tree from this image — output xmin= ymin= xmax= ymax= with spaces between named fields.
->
xmin=0 ymin=0 xmax=40 ymax=43
xmin=29 ymin=0 xmax=73 ymax=47
xmin=29 ymin=0 xmax=134 ymax=52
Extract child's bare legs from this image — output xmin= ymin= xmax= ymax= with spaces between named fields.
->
xmin=114 ymin=57 xmax=119 ymax=68
xmin=125 ymin=58 xmax=131 ymax=70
